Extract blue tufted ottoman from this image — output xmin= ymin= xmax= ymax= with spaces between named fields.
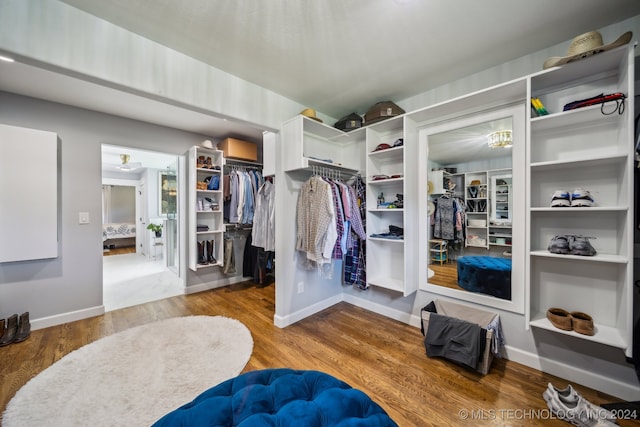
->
xmin=152 ymin=368 xmax=398 ymax=426
xmin=457 ymin=256 xmax=512 ymax=300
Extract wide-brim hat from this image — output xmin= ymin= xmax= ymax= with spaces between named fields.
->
xmin=200 ymin=140 xmax=214 ymax=149
xmin=300 ymin=108 xmax=323 ymax=123
xmin=543 ymin=31 xmax=632 ymax=70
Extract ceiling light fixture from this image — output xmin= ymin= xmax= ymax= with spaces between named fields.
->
xmin=487 ymin=130 xmax=513 ymax=148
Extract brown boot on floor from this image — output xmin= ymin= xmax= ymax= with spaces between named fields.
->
xmin=14 ymin=312 xmax=31 ymax=343
xmin=0 ymin=314 xmax=18 ymax=346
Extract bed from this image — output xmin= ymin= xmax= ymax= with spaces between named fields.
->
xmin=457 ymin=256 xmax=511 ymax=300
xmin=102 ymin=223 xmax=136 ymax=248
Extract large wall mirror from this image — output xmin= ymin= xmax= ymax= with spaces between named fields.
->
xmin=419 ymin=104 xmax=525 ymax=313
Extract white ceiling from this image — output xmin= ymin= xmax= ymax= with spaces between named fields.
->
xmin=0 ymin=0 xmax=638 ymax=141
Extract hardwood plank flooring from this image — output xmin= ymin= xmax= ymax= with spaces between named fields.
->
xmin=1 ymin=282 xmax=636 ymax=426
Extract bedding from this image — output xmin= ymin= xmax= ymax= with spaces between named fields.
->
xmin=152 ymin=368 xmax=398 ymax=426
xmin=102 ymin=223 xmax=136 ymax=242
xmin=457 ymin=256 xmax=511 ymax=300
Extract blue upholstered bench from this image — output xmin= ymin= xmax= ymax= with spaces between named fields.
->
xmin=457 ymin=256 xmax=512 ymax=300
xmin=152 ymin=368 xmax=398 ymax=426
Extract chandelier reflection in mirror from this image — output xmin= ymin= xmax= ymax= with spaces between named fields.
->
xmin=487 ymin=130 xmax=513 ymax=148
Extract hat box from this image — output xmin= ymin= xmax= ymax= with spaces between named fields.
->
xmin=218 ymin=138 xmax=258 ymax=162
xmin=334 ymin=112 xmax=363 ymax=132
xmin=364 ymin=101 xmax=405 ymax=125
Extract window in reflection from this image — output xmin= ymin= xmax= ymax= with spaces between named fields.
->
xmin=427 ymin=117 xmax=513 ymax=300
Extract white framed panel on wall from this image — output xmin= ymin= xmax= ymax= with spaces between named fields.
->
xmin=0 ymin=124 xmax=58 ymax=262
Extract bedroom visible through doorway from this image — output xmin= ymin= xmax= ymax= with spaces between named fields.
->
xmin=101 ymin=144 xmax=184 ymax=311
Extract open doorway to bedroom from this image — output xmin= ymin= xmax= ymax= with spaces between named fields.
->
xmin=101 ymin=144 xmax=183 ymax=311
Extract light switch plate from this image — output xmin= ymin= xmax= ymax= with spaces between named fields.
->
xmin=79 ymin=212 xmax=90 ymax=224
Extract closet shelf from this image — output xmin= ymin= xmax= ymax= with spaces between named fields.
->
xmin=530 ymin=206 xmax=628 ymax=212
xmin=529 ymin=153 xmax=627 ymax=171
xmin=368 ymin=208 xmax=404 ymax=212
xmin=368 ymin=236 xmax=404 ymax=243
xmin=196 ymin=229 xmax=224 ymax=235
xmin=529 ymin=250 xmax=628 ymax=264
xmin=529 ymin=315 xmax=626 ymax=350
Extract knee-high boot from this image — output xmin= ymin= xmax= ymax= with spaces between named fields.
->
xmin=198 ymin=241 xmax=208 ymax=265
xmin=207 ymin=240 xmax=217 ymax=264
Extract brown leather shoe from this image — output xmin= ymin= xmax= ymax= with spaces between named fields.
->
xmin=570 ymin=311 xmax=594 ymax=336
xmin=14 ymin=312 xmax=31 ymax=343
xmin=547 ymin=308 xmax=572 ymax=331
xmin=0 ymin=314 xmax=18 ymax=346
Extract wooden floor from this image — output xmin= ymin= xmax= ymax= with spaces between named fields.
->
xmin=103 ymin=246 xmax=136 ymax=256
xmin=430 ymin=261 xmax=466 ymax=292
xmin=1 ymin=282 xmax=636 ymax=426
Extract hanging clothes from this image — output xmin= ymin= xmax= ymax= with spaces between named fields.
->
xmin=251 ymin=178 xmax=275 ymax=252
xmin=434 ymin=195 xmax=455 ymax=240
xmin=296 ymin=175 xmax=336 ymax=266
xmin=224 ymin=168 xmax=264 ymax=225
xmin=343 ymin=175 xmax=367 ymax=290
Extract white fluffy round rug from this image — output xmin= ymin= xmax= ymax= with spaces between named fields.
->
xmin=2 ymin=315 xmax=253 ymax=427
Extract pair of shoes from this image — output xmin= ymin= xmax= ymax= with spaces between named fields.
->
xmin=197 ymin=240 xmax=217 ymax=265
xmin=543 ymin=382 xmax=617 ymax=425
xmin=0 ymin=312 xmax=31 ymax=346
xmin=546 ymin=308 xmax=595 ymax=335
xmin=196 ymin=155 xmax=206 ymax=169
xmin=547 ymin=235 xmax=597 ymax=256
xmin=550 ymin=188 xmax=594 ymax=207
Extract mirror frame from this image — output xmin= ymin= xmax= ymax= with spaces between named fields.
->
xmin=417 ymin=103 xmax=526 ymax=314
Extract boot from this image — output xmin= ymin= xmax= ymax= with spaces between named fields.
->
xmin=14 ymin=312 xmax=31 ymax=343
xmin=197 ymin=241 xmax=208 ymax=265
xmin=207 ymin=239 xmax=217 ymax=264
xmin=0 ymin=314 xmax=18 ymax=346
xmin=197 ymin=155 xmax=206 ymax=168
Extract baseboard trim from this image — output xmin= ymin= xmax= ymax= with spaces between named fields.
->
xmin=345 ymin=298 xmax=640 ymax=401
xmin=342 ymin=294 xmax=415 ymax=325
xmin=504 ymin=346 xmax=640 ymax=401
xmin=31 ymin=305 xmax=105 ymax=331
xmin=185 ymin=276 xmax=250 ymax=295
xmin=274 ymin=294 xmax=343 ymax=328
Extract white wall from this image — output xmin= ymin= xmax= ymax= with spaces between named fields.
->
xmin=0 ymin=91 xmax=247 ymax=325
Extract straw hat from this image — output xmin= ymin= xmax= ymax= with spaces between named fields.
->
xmin=300 ymin=108 xmax=323 ymax=123
xmin=543 ymin=31 xmax=632 ymax=69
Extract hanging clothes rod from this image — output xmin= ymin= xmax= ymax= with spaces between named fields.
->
xmin=224 ymin=158 xmax=263 ymax=167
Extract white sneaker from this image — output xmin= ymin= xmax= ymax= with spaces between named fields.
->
xmin=571 ymin=188 xmax=594 ymax=207
xmin=543 ymin=382 xmax=617 ymax=426
xmin=551 ymin=190 xmax=571 ymax=207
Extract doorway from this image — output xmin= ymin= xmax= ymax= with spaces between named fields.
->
xmin=101 ymin=144 xmax=184 ymax=311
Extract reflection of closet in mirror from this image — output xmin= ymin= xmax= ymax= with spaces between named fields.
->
xmin=489 ymin=173 xmax=512 ymax=249
xmin=426 ymin=116 xmax=513 ymax=299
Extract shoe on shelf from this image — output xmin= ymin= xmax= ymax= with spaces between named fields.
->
xmin=551 ymin=190 xmax=571 ymax=207
xmin=571 ymin=311 xmax=595 ymax=336
xmin=569 ymin=235 xmax=597 ymax=256
xmin=543 ymin=382 xmax=617 ymax=426
xmin=548 ymin=235 xmax=570 ymax=254
xmin=571 ymin=188 xmax=594 ymax=207
xmin=546 ymin=307 xmax=573 ymax=331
